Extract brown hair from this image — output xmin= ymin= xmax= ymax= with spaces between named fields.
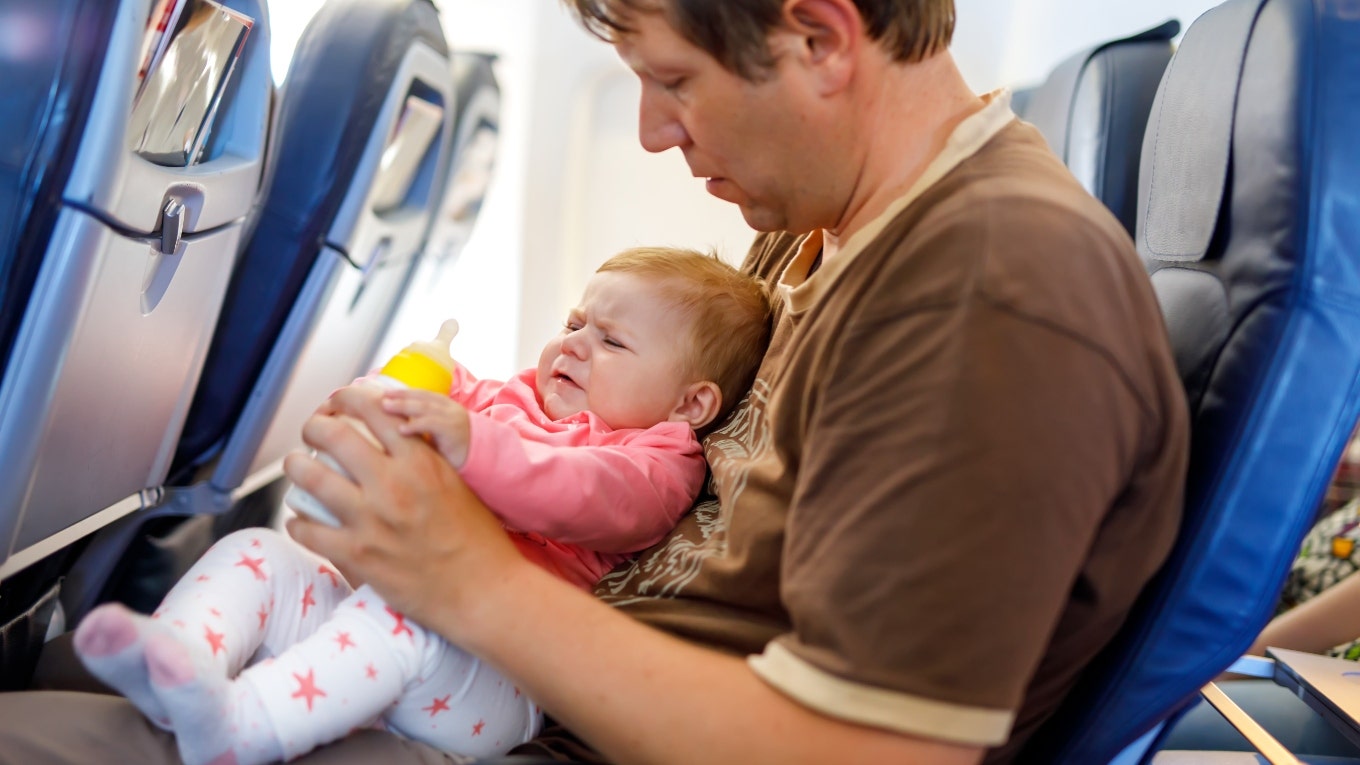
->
xmin=597 ymin=247 xmax=771 ymax=425
xmin=563 ymin=0 xmax=955 ymax=80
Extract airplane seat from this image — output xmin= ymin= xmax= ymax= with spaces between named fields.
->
xmin=0 ymin=0 xmax=272 ymax=687
xmin=54 ymin=0 xmax=457 ymax=623
xmin=1019 ymin=0 xmax=1360 ymax=762
xmin=379 ymin=50 xmax=502 ymax=352
xmin=429 ymin=51 xmax=501 ymax=274
xmin=1021 ymin=19 xmax=1178 ymax=236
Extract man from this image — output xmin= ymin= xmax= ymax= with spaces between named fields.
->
xmin=0 ymin=1 xmax=1187 ymax=763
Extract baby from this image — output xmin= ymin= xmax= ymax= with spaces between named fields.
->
xmin=72 ymin=247 xmax=771 ymax=765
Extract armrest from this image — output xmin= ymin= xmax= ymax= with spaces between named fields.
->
xmin=1199 ymin=679 xmax=1304 ymax=765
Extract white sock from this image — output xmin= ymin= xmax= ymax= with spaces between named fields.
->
xmin=72 ymin=602 xmax=172 ymax=730
xmin=146 ymin=630 xmax=283 ymax=765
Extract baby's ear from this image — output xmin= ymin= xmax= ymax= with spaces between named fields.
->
xmin=670 ymin=381 xmax=722 ymax=430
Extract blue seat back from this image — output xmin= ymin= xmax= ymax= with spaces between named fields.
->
xmin=1022 ymin=20 xmax=1177 ymax=236
xmin=1020 ymin=0 xmax=1360 ymax=761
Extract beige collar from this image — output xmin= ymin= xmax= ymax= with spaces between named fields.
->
xmin=779 ymin=89 xmax=1016 ymax=312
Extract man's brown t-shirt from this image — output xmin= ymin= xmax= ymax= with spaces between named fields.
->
xmin=534 ymin=105 xmax=1188 ymax=762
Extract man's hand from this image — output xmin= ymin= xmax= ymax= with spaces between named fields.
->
xmin=282 ymin=384 xmax=527 ymax=641
xmin=381 ymin=388 xmax=473 ymax=468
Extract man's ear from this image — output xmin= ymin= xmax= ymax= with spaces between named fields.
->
xmin=781 ymin=0 xmax=860 ymax=94
xmin=670 ymin=381 xmax=723 ymax=430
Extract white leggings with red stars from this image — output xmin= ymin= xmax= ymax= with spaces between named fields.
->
xmin=153 ymin=528 xmax=540 ymax=761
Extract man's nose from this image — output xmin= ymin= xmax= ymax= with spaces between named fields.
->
xmin=638 ymin=89 xmax=688 ymax=153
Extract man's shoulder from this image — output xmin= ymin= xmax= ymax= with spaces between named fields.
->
xmin=839 ymin=123 xmax=1166 ymax=379
xmin=919 ymin=120 xmax=1123 ymax=243
xmin=864 ymin=122 xmax=1141 ymax=307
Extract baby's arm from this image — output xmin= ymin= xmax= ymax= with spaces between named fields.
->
xmin=456 ymin=418 xmax=706 ymax=554
xmin=382 ymin=388 xmax=472 ymax=467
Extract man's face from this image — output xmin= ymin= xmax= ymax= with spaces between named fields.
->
xmin=615 ymin=12 xmax=841 ymax=234
xmin=535 ymin=270 xmax=697 ymax=431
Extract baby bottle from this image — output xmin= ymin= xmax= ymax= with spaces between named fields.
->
xmin=284 ymin=319 xmax=459 ymax=526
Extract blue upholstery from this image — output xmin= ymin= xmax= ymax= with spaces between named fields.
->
xmin=1019 ymin=0 xmax=1360 ymax=761
xmin=1021 ymin=20 xmax=1177 ymax=236
xmin=0 ymin=0 xmax=116 ymax=374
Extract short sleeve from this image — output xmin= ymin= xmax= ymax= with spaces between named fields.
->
xmin=751 ymin=260 xmax=1152 ymax=745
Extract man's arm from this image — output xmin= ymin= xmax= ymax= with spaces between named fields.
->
xmin=283 ymin=386 xmax=984 ymax=765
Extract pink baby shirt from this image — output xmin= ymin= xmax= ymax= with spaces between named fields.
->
xmin=448 ymin=364 xmax=705 ymax=590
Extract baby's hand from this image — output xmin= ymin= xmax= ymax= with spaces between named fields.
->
xmin=382 ymin=389 xmax=472 ymax=468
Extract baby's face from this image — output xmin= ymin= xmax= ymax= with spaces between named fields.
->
xmin=536 ymin=271 xmax=695 ymax=429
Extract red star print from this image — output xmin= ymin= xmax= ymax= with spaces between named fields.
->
xmin=472 ymin=720 xmax=485 ymax=736
xmin=514 ymin=687 xmax=521 ymax=698
xmin=301 ymin=584 xmax=316 ymax=617
xmin=365 ymin=663 xmax=378 ymax=680
xmin=355 ymin=600 xmax=367 ymax=610
xmin=250 ymin=539 xmax=262 ymax=548
xmin=196 ymin=574 xmax=210 ymax=582
xmin=291 ymin=669 xmax=327 ymax=711
xmin=386 ymin=606 xmax=414 ymax=640
xmin=423 ymin=695 xmax=451 ymax=717
xmin=204 ymin=625 xmax=226 ymax=656
xmin=209 ymin=608 xmax=222 ymax=617
xmin=234 ymin=553 xmax=267 ymax=581
xmin=172 ymin=619 xmax=186 ymax=628
xmin=317 ymin=566 xmax=340 ymax=588
xmin=333 ymin=632 xmax=356 ymax=652
xmin=257 ymin=606 xmax=269 ymax=629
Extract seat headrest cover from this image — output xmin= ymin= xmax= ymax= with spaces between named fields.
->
xmin=1137 ymin=0 xmax=1264 ymax=263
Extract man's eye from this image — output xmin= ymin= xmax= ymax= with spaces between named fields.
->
xmin=661 ymin=77 xmax=686 ymax=94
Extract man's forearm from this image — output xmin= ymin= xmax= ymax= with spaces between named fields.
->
xmin=430 ymin=561 xmax=984 ymax=765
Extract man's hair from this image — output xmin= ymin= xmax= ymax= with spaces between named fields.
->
xmin=563 ymin=0 xmax=955 ymax=80
xmin=597 ymin=246 xmax=771 ymax=425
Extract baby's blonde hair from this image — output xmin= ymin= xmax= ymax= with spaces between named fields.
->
xmin=597 ymin=247 xmax=771 ymax=426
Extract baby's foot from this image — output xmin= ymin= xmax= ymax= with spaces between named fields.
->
xmin=72 ymin=603 xmax=172 ymax=729
xmin=146 ymin=631 xmax=281 ymax=765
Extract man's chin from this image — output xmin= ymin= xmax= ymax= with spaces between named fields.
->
xmin=738 ymin=206 xmax=787 ymax=233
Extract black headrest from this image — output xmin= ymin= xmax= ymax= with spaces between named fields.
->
xmin=1137 ymin=0 xmax=1297 ymax=409
xmin=1024 ymin=20 xmax=1178 ymax=234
